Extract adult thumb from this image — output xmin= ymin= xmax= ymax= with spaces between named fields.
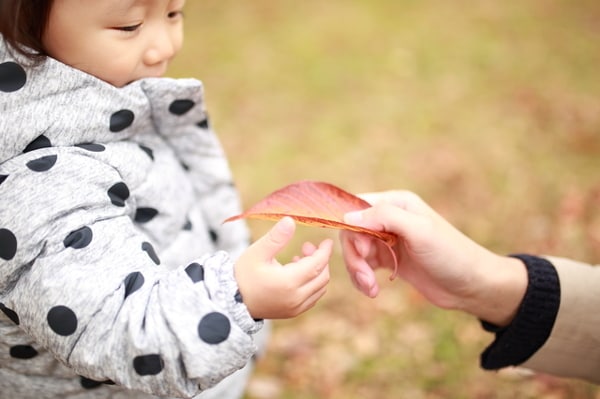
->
xmin=344 ymin=207 xmax=385 ymax=231
xmin=345 ymin=204 xmax=416 ymax=237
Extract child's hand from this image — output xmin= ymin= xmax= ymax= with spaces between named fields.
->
xmin=235 ymin=217 xmax=332 ymax=319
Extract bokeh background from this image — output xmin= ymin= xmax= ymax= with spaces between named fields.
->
xmin=169 ymin=1 xmax=600 ymax=398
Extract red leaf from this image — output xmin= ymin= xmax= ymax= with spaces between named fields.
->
xmin=224 ymin=180 xmax=399 ymax=278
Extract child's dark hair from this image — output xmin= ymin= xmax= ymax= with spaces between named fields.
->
xmin=0 ymin=0 xmax=54 ymax=60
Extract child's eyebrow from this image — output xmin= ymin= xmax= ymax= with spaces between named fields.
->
xmin=123 ymin=0 xmax=144 ymax=10
xmin=108 ymin=0 xmax=148 ymax=14
xmin=108 ymin=0 xmax=179 ymax=15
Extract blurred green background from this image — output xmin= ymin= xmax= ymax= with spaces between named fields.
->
xmin=169 ymin=1 xmax=600 ymax=398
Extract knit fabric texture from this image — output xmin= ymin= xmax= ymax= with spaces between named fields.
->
xmin=480 ymin=254 xmax=560 ymax=369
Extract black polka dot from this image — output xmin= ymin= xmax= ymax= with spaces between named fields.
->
xmin=197 ymin=118 xmax=210 ymax=129
xmin=134 ymin=207 xmax=158 ymax=223
xmin=142 ymin=242 xmax=160 ymax=265
xmin=180 ymin=161 xmax=190 ymax=171
xmin=0 ymin=175 xmax=7 ymax=185
xmin=76 ymin=143 xmax=105 ymax=152
xmin=47 ymin=306 xmax=78 ymax=336
xmin=234 ymin=290 xmax=243 ymax=303
xmin=10 ymin=345 xmax=38 ymax=359
xmin=133 ymin=354 xmax=164 ymax=376
xmin=198 ymin=312 xmax=230 ymax=344
xmin=80 ymin=376 xmax=103 ymax=390
xmin=0 ymin=62 xmax=27 ymax=92
xmin=80 ymin=376 xmax=114 ymax=389
xmin=138 ymin=144 xmax=154 ymax=160
xmin=26 ymin=155 xmax=57 ymax=172
xmin=168 ymin=99 xmax=195 ymax=115
xmin=183 ymin=219 xmax=192 ymax=231
xmin=109 ymin=109 xmax=135 ymax=132
xmin=185 ymin=263 xmax=204 ymax=283
xmin=0 ymin=303 xmax=19 ymax=325
xmin=23 ymin=135 xmax=52 ymax=153
xmin=208 ymin=229 xmax=218 ymax=243
xmin=0 ymin=228 xmax=17 ymax=260
xmin=63 ymin=226 xmax=93 ymax=249
xmin=124 ymin=271 xmax=144 ymax=299
xmin=107 ymin=182 xmax=130 ymax=207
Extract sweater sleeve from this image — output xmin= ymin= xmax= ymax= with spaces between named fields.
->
xmin=519 ymin=256 xmax=600 ymax=383
xmin=480 ymin=254 xmax=600 ymax=384
xmin=0 ymin=148 xmax=260 ymax=398
xmin=480 ymin=254 xmax=560 ymax=370
xmin=141 ymin=78 xmax=251 ymax=262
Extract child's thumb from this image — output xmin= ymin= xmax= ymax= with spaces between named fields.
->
xmin=253 ymin=217 xmax=296 ymax=260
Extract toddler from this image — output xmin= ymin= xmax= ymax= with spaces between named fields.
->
xmin=0 ymin=1 xmax=332 ymax=398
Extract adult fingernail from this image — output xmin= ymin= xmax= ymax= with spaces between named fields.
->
xmin=368 ymin=285 xmax=379 ymax=298
xmin=344 ymin=210 xmax=363 ymax=225
xmin=355 ymin=271 xmax=372 ymax=292
xmin=354 ymin=237 xmax=369 ymax=258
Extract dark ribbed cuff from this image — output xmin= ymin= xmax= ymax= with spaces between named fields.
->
xmin=480 ymin=254 xmax=560 ymax=370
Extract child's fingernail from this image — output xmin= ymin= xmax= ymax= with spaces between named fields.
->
xmin=344 ymin=210 xmax=363 ymax=225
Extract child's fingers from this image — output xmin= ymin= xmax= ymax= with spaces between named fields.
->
xmin=301 ymin=241 xmax=317 ymax=256
xmin=288 ymin=239 xmax=333 ymax=285
xmin=292 ymin=242 xmax=317 ymax=262
xmin=295 ymin=259 xmax=330 ymax=306
xmin=250 ymin=217 xmax=296 ymax=261
xmin=297 ymin=284 xmax=329 ymax=313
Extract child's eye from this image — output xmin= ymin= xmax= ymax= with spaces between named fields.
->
xmin=115 ymin=23 xmax=142 ymax=32
xmin=168 ymin=10 xmax=184 ymax=19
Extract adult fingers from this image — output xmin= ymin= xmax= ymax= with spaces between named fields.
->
xmin=344 ymin=203 xmax=423 ymax=239
xmin=340 ymin=231 xmax=379 ymax=297
xmin=358 ymin=190 xmax=436 ymax=217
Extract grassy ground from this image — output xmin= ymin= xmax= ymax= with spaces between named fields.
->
xmin=169 ymin=1 xmax=600 ymax=398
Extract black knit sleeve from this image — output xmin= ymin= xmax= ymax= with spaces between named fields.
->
xmin=480 ymin=254 xmax=560 ymax=370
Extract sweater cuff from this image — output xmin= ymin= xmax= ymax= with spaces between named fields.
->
xmin=205 ymin=251 xmax=263 ymax=336
xmin=480 ymin=254 xmax=560 ymax=370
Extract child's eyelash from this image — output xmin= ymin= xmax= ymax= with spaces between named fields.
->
xmin=113 ymin=10 xmax=182 ymax=32
xmin=115 ymin=23 xmax=142 ymax=32
xmin=168 ymin=10 xmax=184 ymax=19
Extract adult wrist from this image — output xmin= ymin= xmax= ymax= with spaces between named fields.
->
xmin=480 ymin=254 xmax=560 ymax=369
xmin=461 ymin=252 xmax=528 ymax=326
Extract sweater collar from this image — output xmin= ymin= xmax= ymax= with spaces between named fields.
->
xmin=0 ymin=37 xmax=206 ymax=164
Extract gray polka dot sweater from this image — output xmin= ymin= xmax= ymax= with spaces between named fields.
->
xmin=0 ymin=38 xmax=264 ymax=398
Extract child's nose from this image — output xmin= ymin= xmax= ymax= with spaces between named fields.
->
xmin=144 ymin=27 xmax=180 ymax=65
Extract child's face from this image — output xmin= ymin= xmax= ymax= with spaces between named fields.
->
xmin=42 ymin=0 xmax=185 ymax=87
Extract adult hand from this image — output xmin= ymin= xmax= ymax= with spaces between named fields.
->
xmin=340 ymin=191 xmax=527 ymax=326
